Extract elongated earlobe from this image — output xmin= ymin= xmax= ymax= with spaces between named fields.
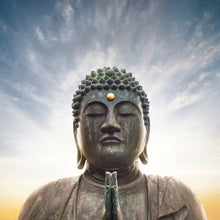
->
xmin=77 ymin=150 xmax=86 ymax=169
xmin=74 ymin=122 xmax=86 ymax=169
xmin=139 ymin=119 xmax=150 ymax=165
xmin=139 ymin=145 xmax=148 ymax=164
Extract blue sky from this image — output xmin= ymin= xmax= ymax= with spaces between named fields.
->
xmin=0 ymin=0 xmax=219 ymax=203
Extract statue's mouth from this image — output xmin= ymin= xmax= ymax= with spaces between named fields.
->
xmin=100 ymin=136 xmax=122 ymax=145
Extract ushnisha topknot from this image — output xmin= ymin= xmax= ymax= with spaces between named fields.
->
xmin=72 ymin=67 xmax=149 ymax=128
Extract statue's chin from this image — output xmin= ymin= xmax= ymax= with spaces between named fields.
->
xmin=83 ymin=142 xmax=141 ymax=170
xmin=100 ymin=143 xmax=125 ymax=154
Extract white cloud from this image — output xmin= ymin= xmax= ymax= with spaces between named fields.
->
xmin=35 ymin=26 xmax=45 ymax=42
xmin=203 ymin=11 xmax=211 ymax=21
xmin=167 ymin=76 xmax=207 ymax=111
xmin=12 ymin=82 xmax=49 ymax=105
xmin=57 ymin=1 xmax=74 ymax=24
xmin=170 ymin=92 xmax=203 ymax=110
xmin=3 ymin=25 xmax=7 ymax=31
xmin=36 ymin=25 xmax=58 ymax=43
xmin=216 ymin=72 xmax=220 ymax=77
xmin=199 ymin=72 xmax=211 ymax=81
xmin=55 ymin=1 xmax=75 ymax=42
xmin=188 ymin=81 xmax=198 ymax=89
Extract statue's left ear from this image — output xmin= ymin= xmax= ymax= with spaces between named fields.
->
xmin=73 ymin=122 xmax=86 ymax=169
xmin=139 ymin=118 xmax=150 ymax=164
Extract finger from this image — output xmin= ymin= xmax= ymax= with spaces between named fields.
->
xmin=104 ymin=171 xmax=112 ymax=218
xmin=105 ymin=171 xmax=112 ymax=188
xmin=111 ymin=186 xmax=118 ymax=211
xmin=112 ymin=172 xmax=119 ymax=198
xmin=112 ymin=172 xmax=118 ymax=188
xmin=111 ymin=186 xmax=123 ymax=220
xmin=111 ymin=172 xmax=120 ymax=215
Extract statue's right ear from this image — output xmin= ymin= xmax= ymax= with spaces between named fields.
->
xmin=73 ymin=122 xmax=86 ymax=169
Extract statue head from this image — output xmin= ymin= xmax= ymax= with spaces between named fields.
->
xmin=72 ymin=67 xmax=150 ymax=169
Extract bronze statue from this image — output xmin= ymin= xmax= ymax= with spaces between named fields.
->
xmin=18 ymin=67 xmax=207 ymax=220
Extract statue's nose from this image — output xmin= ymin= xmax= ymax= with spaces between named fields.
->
xmin=101 ymin=113 xmax=121 ymax=133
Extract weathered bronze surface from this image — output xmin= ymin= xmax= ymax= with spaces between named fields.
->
xmin=18 ymin=67 xmax=207 ymax=220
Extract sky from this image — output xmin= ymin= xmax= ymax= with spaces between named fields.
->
xmin=0 ymin=0 xmax=220 ymax=218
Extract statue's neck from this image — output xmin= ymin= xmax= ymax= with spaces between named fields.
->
xmin=83 ymin=161 xmax=143 ymax=186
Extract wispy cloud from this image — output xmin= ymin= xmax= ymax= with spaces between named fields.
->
xmin=35 ymin=26 xmax=45 ymax=42
xmin=55 ymin=1 xmax=75 ymax=42
xmin=0 ymin=0 xmax=219 ymax=202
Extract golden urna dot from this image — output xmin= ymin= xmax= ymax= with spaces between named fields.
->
xmin=106 ymin=93 xmax=115 ymax=101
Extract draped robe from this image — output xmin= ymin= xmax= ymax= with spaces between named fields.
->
xmin=18 ymin=174 xmax=207 ymax=220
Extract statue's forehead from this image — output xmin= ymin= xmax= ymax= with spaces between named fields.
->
xmin=80 ymin=89 xmax=142 ymax=111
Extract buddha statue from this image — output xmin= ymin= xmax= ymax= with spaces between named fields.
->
xmin=18 ymin=67 xmax=207 ymax=220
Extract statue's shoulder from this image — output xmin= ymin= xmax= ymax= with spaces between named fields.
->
xmin=146 ymin=174 xmax=207 ymax=220
xmin=18 ymin=176 xmax=80 ymax=220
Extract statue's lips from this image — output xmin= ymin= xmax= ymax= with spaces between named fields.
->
xmin=100 ymin=136 xmax=122 ymax=145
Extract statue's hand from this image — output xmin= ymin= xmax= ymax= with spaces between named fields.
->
xmin=100 ymin=171 xmax=123 ymax=220
xmin=111 ymin=172 xmax=123 ymax=220
xmin=101 ymin=171 xmax=112 ymax=220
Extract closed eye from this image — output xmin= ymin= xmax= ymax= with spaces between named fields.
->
xmin=86 ymin=113 xmax=106 ymax=117
xmin=118 ymin=113 xmax=135 ymax=117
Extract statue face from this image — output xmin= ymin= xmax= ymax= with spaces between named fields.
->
xmin=77 ymin=89 xmax=146 ymax=170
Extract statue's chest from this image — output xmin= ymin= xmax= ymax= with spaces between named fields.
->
xmin=62 ymin=178 xmax=148 ymax=220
